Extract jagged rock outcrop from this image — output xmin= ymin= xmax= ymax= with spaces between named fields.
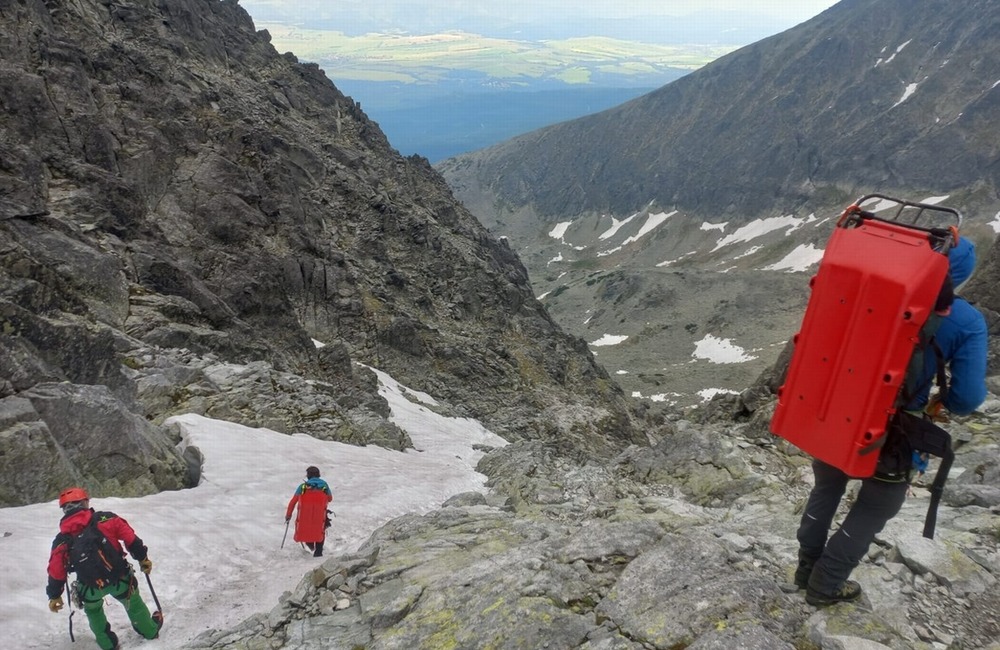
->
xmin=0 ymin=0 xmax=648 ymax=506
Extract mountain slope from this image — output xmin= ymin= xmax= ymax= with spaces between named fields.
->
xmin=438 ymin=0 xmax=1000 ymax=405
xmin=0 ymin=0 xmax=648 ymax=506
xmin=441 ymin=0 xmax=1000 ymax=221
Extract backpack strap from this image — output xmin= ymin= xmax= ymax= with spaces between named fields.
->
xmin=883 ymin=411 xmax=954 ymax=539
xmin=923 ymin=442 xmax=954 ymax=539
xmin=899 ymin=412 xmax=954 ymax=539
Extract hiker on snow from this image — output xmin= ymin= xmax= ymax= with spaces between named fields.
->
xmin=46 ymin=487 xmax=162 ymax=650
xmin=794 ymin=236 xmax=988 ymax=607
xmin=285 ymin=466 xmax=333 ymax=557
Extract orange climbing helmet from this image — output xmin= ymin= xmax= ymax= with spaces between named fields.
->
xmin=58 ymin=486 xmax=90 ymax=506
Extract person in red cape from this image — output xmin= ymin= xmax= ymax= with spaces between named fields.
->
xmin=285 ymin=466 xmax=333 ymax=557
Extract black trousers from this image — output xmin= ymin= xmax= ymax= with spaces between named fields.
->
xmin=796 ymin=458 xmax=909 ymax=594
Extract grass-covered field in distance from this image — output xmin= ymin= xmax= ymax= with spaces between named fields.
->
xmin=259 ymin=26 xmax=735 ymax=84
xmin=256 ymin=26 xmax=732 ymax=162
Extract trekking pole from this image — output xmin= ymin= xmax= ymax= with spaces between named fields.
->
xmin=66 ymin=580 xmax=82 ymax=642
xmin=145 ymin=573 xmax=163 ymax=614
xmin=281 ymin=519 xmax=290 ymax=549
xmin=68 ymin=596 xmax=76 ymax=643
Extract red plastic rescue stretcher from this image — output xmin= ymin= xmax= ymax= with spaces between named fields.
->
xmin=770 ymin=194 xmax=961 ymax=478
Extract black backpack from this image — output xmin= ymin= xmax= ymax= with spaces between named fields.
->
xmin=65 ymin=513 xmax=131 ymax=589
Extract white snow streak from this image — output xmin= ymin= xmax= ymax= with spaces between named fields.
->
xmin=762 ymin=243 xmax=824 ymax=272
xmin=599 ymin=213 xmax=638 ymax=240
xmin=892 ymin=81 xmax=920 ymax=107
xmin=692 ymin=334 xmax=757 ymax=364
xmin=590 ymin=334 xmax=629 ymax=347
xmin=711 ymin=215 xmax=806 ymax=251
xmin=549 ymin=221 xmax=572 ymax=239
xmin=620 ymin=211 xmax=675 ymax=246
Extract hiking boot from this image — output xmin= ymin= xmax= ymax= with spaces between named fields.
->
xmin=805 ymin=580 xmax=863 ymax=607
xmin=793 ymin=559 xmax=815 ymax=589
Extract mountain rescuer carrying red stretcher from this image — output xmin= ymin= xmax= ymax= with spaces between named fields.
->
xmin=285 ymin=466 xmax=333 ymax=557
xmin=771 ymin=194 xmax=987 ymax=607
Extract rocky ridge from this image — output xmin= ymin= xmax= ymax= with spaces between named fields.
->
xmin=437 ymin=0 xmax=1000 ymax=408
xmin=440 ymin=0 xmax=1000 ymax=224
xmin=0 ymin=0 xmax=648 ymax=507
xmin=186 ymin=400 xmax=1000 ymax=649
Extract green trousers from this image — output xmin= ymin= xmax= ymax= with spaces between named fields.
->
xmin=78 ymin=574 xmax=158 ymax=650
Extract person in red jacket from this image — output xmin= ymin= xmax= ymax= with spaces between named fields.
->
xmin=285 ymin=466 xmax=333 ymax=557
xmin=46 ymin=487 xmax=162 ymax=650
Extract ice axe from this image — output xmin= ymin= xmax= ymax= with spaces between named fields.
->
xmin=68 ymin=593 xmax=76 ymax=642
xmin=145 ymin=572 xmax=163 ymax=616
xmin=66 ymin=580 xmax=83 ymax=642
xmin=281 ymin=518 xmax=290 ymax=549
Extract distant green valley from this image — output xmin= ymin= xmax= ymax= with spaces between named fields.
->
xmin=259 ymin=27 xmax=734 ymax=85
xmin=259 ymin=26 xmax=737 ymax=161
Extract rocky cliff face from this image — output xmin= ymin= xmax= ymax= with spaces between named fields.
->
xmin=0 ymin=0 xmax=648 ymax=507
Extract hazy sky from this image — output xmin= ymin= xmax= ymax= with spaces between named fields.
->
xmin=240 ymin=0 xmax=842 ymax=42
xmin=241 ymin=1 xmax=839 ymax=21
xmin=423 ymin=1 xmax=841 ymax=22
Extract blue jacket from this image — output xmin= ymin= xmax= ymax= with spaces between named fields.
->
xmin=909 ymin=237 xmax=988 ymax=416
xmin=293 ymin=477 xmax=332 ymax=497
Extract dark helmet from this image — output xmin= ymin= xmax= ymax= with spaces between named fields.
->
xmin=306 ymin=466 xmax=320 ymax=479
xmin=58 ymin=486 xmax=90 ymax=513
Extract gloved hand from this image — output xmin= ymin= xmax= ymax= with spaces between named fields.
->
xmin=911 ymin=451 xmax=930 ymax=475
xmin=285 ymin=516 xmax=291 ymax=523
xmin=139 ymin=558 xmax=153 ymax=574
xmin=48 ymin=597 xmax=63 ymax=613
xmin=924 ymin=397 xmax=949 ymax=423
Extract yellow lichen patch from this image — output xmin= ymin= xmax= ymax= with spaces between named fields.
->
xmin=407 ymin=607 xmax=461 ymax=650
